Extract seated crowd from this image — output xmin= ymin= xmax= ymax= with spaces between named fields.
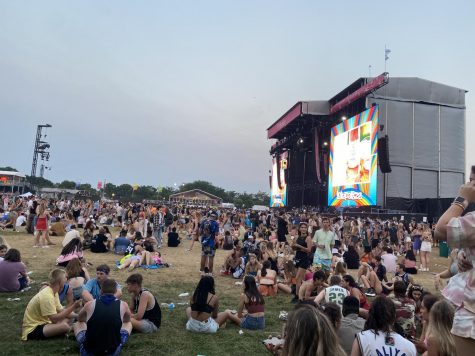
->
xmin=0 ymin=182 xmax=474 ymax=356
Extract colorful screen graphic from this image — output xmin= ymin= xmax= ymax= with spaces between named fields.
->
xmin=328 ymin=106 xmax=378 ymax=206
xmin=270 ymin=152 xmax=288 ymax=207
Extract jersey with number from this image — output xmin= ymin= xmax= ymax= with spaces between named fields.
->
xmin=324 ymin=285 xmax=349 ymax=306
xmin=356 ymin=330 xmax=416 ymax=356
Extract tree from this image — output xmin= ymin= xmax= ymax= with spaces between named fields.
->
xmin=115 ymin=184 xmax=133 ymax=199
xmin=57 ymin=180 xmax=76 ymax=189
xmin=104 ymin=183 xmax=117 ymax=198
xmin=26 ymin=175 xmax=55 ymax=188
xmin=0 ymin=166 xmax=18 ymax=172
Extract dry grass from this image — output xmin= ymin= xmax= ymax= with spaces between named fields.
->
xmin=0 ymin=229 xmax=449 ymax=355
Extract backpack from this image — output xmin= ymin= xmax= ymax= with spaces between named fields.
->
xmin=201 ymin=220 xmax=212 ymax=237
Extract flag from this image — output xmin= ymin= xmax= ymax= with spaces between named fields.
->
xmin=97 ymin=181 xmax=102 ymax=190
xmin=385 ymin=48 xmax=391 ymax=61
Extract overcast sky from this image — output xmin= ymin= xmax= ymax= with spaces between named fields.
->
xmin=1 ymin=0 xmax=473 ymax=193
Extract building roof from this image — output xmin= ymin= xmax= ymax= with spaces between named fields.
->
xmin=38 ymin=188 xmax=79 ymax=194
xmin=169 ymin=189 xmax=223 ymax=201
xmin=0 ymin=171 xmax=26 ymax=178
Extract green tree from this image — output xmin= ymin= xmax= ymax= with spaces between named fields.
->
xmin=104 ymin=183 xmax=117 ymax=198
xmin=115 ymin=184 xmax=133 ymax=199
xmin=26 ymin=175 xmax=55 ymax=188
xmin=57 ymin=180 xmax=76 ymax=189
xmin=0 ymin=166 xmax=18 ymax=172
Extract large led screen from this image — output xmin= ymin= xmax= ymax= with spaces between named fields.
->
xmin=328 ymin=106 xmax=378 ymax=206
xmin=270 ymin=152 xmax=287 ymax=207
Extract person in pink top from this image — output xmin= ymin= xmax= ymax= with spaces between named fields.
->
xmin=56 ymin=238 xmax=84 ymax=267
xmin=435 ymin=175 xmax=475 ymax=356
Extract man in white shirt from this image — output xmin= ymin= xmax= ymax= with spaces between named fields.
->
xmin=380 ymin=247 xmax=398 ymax=274
xmin=15 ymin=213 xmax=27 ymax=229
xmin=62 ymin=225 xmax=81 ymax=247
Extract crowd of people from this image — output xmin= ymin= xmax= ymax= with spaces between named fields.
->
xmin=0 ymin=172 xmax=474 ymax=355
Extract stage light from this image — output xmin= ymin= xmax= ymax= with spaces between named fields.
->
xmin=323 ymin=141 xmax=328 ymax=147
xmin=298 ymin=138 xmax=304 ymax=144
xmin=342 ymin=116 xmax=347 ymax=121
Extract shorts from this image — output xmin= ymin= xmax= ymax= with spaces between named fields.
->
xmin=421 ymin=241 xmax=432 ymax=252
xmin=201 ymin=245 xmax=216 ymax=257
xmin=294 ymin=257 xmax=310 ymax=270
xmin=186 ymin=317 xmax=219 ymax=333
xmin=76 ymin=329 xmax=129 ymax=356
xmin=313 ymin=255 xmax=331 ymax=270
xmin=27 ymin=324 xmax=47 ymax=340
xmin=135 ymin=319 xmax=159 ymax=333
xmin=241 ymin=315 xmax=265 ymax=330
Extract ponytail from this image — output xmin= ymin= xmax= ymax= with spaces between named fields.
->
xmin=261 ymin=260 xmax=271 ymax=277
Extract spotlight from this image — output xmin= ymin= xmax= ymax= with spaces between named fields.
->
xmin=298 ymin=138 xmax=304 ymax=144
xmin=341 ymin=116 xmax=347 ymax=121
xmin=323 ymin=141 xmax=329 ymax=147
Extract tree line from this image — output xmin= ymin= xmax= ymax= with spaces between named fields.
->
xmin=1 ymin=167 xmax=269 ymax=207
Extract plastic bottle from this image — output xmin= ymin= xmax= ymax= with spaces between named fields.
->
xmin=168 ymin=303 xmax=175 ymax=310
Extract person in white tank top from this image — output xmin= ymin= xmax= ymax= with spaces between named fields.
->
xmin=314 ymin=275 xmax=349 ymax=307
xmin=351 ymin=296 xmax=416 ymax=356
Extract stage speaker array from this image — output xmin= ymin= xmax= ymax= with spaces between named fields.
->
xmin=378 ymin=135 xmax=392 ymax=173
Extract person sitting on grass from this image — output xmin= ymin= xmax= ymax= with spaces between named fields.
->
xmin=125 ymin=273 xmax=162 ymax=333
xmin=298 ymin=270 xmax=327 ymax=302
xmin=82 ymin=264 xmax=122 ymax=302
xmin=90 ymin=227 xmax=111 ymax=253
xmin=0 ymin=248 xmax=30 ymax=292
xmin=65 ymin=258 xmax=89 ymax=302
xmin=0 ymin=244 xmax=7 ymax=261
xmin=244 ymin=253 xmax=261 ymax=277
xmin=314 ymin=275 xmax=349 ymax=308
xmin=74 ymin=279 xmax=132 ymax=356
xmin=185 ymin=276 xmax=228 ymax=333
xmin=277 ymin=260 xmax=297 ymax=295
xmin=56 ymin=238 xmax=84 ymax=267
xmin=167 ymin=227 xmax=181 ymax=247
xmin=358 ymin=256 xmax=386 ymax=297
xmin=223 ymin=275 xmax=265 ymax=330
xmin=113 ymin=229 xmax=130 ymax=255
xmin=256 ymin=260 xmax=278 ymax=297
xmin=21 ymin=269 xmax=80 ymax=341
xmin=221 ymin=246 xmax=243 ymax=276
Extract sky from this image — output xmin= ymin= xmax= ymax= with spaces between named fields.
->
xmin=1 ymin=0 xmax=474 ymax=193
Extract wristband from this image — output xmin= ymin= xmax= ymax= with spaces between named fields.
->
xmin=451 ymin=202 xmax=465 ymax=211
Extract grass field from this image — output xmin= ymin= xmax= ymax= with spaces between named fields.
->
xmin=0 ymin=230 xmax=447 ymax=356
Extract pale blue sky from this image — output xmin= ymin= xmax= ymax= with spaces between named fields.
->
xmin=1 ymin=0 xmax=473 ymax=192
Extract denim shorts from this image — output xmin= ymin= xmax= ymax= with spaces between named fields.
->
xmin=136 ymin=319 xmax=158 ymax=333
xmin=186 ymin=317 xmax=219 ymax=333
xmin=201 ymin=245 xmax=216 ymax=257
xmin=241 ymin=315 xmax=265 ymax=330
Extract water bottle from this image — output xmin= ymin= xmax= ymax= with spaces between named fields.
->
xmin=168 ymin=303 xmax=175 ymax=310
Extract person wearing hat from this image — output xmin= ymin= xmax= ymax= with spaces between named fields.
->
xmin=199 ymin=212 xmax=220 ymax=275
xmin=82 ymin=264 xmax=122 ymax=302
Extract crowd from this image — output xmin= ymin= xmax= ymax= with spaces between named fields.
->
xmin=0 ymin=171 xmax=474 ymax=356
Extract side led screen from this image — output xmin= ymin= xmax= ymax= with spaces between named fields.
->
xmin=270 ymin=152 xmax=288 ymax=207
xmin=328 ymin=106 xmax=378 ymax=206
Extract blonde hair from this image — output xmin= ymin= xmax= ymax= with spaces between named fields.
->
xmin=283 ymin=304 xmax=346 ymax=356
xmin=426 ymin=300 xmax=455 ymax=356
xmin=49 ymin=269 xmax=66 ymax=285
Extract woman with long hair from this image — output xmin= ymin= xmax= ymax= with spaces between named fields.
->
xmin=185 ymin=276 xmax=228 ymax=333
xmin=244 ymin=253 xmax=261 ymax=277
xmin=351 ymin=296 xmax=416 ymax=356
xmin=224 ymin=275 xmax=265 ymax=330
xmin=423 ymin=300 xmax=456 ymax=356
xmin=283 ymin=303 xmax=346 ymax=356
xmin=292 ymin=222 xmax=313 ymax=302
xmin=342 ymin=274 xmax=370 ymax=311
xmin=257 ymin=260 xmax=277 ymax=297
xmin=403 ymin=249 xmax=418 ymax=274
xmin=334 ymin=261 xmax=348 ymax=277
xmin=56 ymin=238 xmax=84 ymax=267
xmin=277 ymin=259 xmax=297 ymax=295
xmin=65 ymin=258 xmax=87 ymax=301
xmin=420 ymin=228 xmax=433 ymax=271
xmin=414 ymin=293 xmax=439 ymax=354
xmin=34 ymin=202 xmax=54 ymax=247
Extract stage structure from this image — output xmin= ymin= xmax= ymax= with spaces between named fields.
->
xmin=267 ymin=74 xmax=467 ymax=217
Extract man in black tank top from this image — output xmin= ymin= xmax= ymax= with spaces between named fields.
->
xmin=74 ymin=279 xmax=132 ymax=356
xmin=125 ymin=273 xmax=161 ymax=333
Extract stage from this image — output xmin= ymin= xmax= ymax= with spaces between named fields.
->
xmin=267 ymin=74 xmax=467 ymax=219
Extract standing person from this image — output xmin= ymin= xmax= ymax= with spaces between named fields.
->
xmin=350 ymin=297 xmax=416 ymax=356
xmin=313 ymin=217 xmax=336 ymax=271
xmin=21 ymin=269 xmax=80 ymax=341
xmin=276 ymin=212 xmax=288 ymax=249
xmin=199 ymin=213 xmax=219 ymax=276
xmin=74 ymin=279 xmax=132 ymax=355
xmin=151 ymin=207 xmax=164 ymax=249
xmin=125 ymin=273 xmax=161 ymax=333
xmin=435 ymin=178 xmax=475 ymax=355
xmin=291 ymin=222 xmax=313 ymax=302
xmin=34 ymin=202 xmax=54 ymax=248
xmin=338 ymin=296 xmax=366 ymax=355
xmin=420 ymin=228 xmax=433 ymax=271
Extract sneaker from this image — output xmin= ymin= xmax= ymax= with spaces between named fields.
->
xmin=365 ymin=288 xmax=376 ymax=297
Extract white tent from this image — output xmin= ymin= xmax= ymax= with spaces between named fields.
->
xmin=19 ymin=192 xmax=33 ymax=197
